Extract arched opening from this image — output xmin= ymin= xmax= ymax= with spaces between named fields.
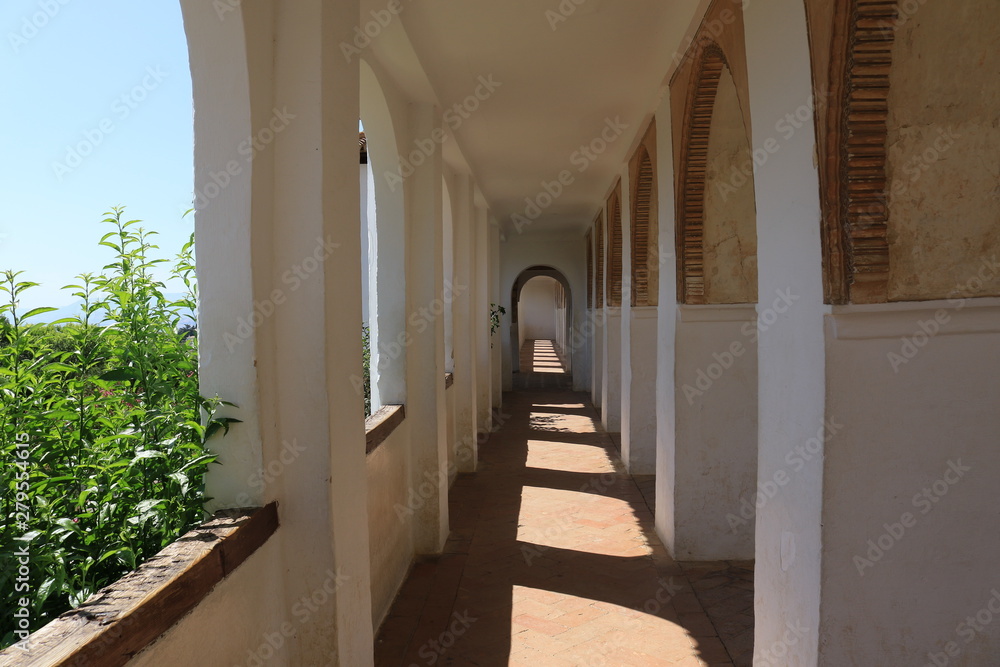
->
xmin=509 ymin=266 xmax=573 ymax=390
xmin=607 ymin=185 xmax=623 ymax=307
xmin=360 ymin=59 xmax=407 ymax=411
xmin=672 ymin=43 xmax=758 ymax=563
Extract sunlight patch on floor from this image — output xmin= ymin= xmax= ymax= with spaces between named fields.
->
xmin=517 ymin=485 xmax=651 ymax=557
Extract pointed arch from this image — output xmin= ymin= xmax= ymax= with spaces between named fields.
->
xmin=629 ymin=122 xmax=658 ymax=307
xmin=607 ymin=182 xmax=623 ymax=307
xmin=675 ymin=45 xmax=728 ymax=304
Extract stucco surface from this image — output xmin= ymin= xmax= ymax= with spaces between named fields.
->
xmin=703 ymin=66 xmax=758 ymax=305
xmin=366 ymin=424 xmax=415 ymax=630
xmin=887 ymin=2 xmax=1000 ymax=301
xmin=821 ymin=302 xmax=1000 ymax=664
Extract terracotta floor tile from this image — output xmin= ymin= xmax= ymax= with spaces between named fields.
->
xmin=374 ymin=345 xmax=754 ymax=666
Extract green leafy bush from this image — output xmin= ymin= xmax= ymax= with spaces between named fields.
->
xmin=0 ymin=208 xmax=232 ymax=649
xmin=362 ymin=323 xmax=371 ymax=418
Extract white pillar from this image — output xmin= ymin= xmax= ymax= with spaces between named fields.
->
xmin=490 ymin=222 xmax=503 ymax=409
xmin=475 ymin=205 xmax=493 ymax=431
xmin=451 ymin=173 xmax=478 ymax=472
xmin=592 ymin=220 xmax=604 ymax=408
xmin=601 ymin=196 xmax=623 ymax=431
xmin=621 ymin=169 xmax=634 ymax=448
xmin=744 ymin=0 xmax=825 ymax=662
xmin=187 ymin=0 xmax=261 ymax=512
xmin=199 ymin=0 xmax=375 ymax=663
xmin=653 ymin=95 xmax=680 ymax=554
xmin=405 ymin=103 xmax=449 ymax=554
xmin=619 ymin=165 xmax=658 ymax=475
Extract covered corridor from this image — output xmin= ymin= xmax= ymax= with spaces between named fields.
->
xmin=6 ymin=0 xmax=999 ymax=664
xmin=374 ymin=385 xmax=753 ymax=666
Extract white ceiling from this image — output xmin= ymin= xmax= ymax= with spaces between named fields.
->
xmin=365 ymin=0 xmax=700 ymax=235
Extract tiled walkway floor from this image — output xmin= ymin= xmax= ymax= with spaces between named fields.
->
xmin=374 ymin=385 xmax=753 ymax=666
xmin=514 ymin=339 xmax=572 ymax=390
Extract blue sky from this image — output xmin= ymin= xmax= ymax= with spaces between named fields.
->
xmin=1 ymin=1 xmax=193 ymax=311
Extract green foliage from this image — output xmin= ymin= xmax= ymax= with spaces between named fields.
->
xmin=490 ymin=303 xmax=506 ymax=338
xmin=0 ymin=208 xmax=230 ymax=649
xmin=362 ymin=324 xmax=371 ymax=418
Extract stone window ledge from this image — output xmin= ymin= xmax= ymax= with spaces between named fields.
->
xmin=0 ymin=502 xmax=279 ymax=667
xmin=366 ymin=404 xmax=405 ymax=455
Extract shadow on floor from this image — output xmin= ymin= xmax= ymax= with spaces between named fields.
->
xmin=513 ymin=339 xmax=572 ymax=391
xmin=374 ymin=386 xmax=753 ymax=666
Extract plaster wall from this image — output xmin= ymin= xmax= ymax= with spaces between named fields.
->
xmin=491 ymin=225 xmax=503 ymax=409
xmin=702 ymin=66 xmax=757 ymax=305
xmin=499 ymin=231 xmax=590 ymax=392
xmin=129 ymin=541 xmax=286 ymax=666
xmin=886 ymin=1 xmax=1000 ymax=301
xmin=519 ymin=276 xmax=560 ymax=341
xmin=819 ymin=300 xmax=1000 ymax=665
xmin=601 ymin=310 xmax=622 ymax=432
xmin=623 ymin=307 xmax=658 ymax=474
xmin=475 ymin=207 xmax=493 ymax=430
xmin=674 ymin=306 xmax=757 ymax=559
xmin=365 ymin=422 xmax=414 ymax=630
xmin=449 ymin=173 xmax=479 ymax=473
xmin=592 ymin=308 xmax=603 ymax=407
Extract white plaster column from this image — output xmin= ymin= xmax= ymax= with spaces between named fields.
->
xmin=620 ymin=168 xmax=634 ymax=452
xmin=624 ymin=306 xmax=658 ymax=474
xmin=744 ymin=0 xmax=826 ymax=662
xmin=490 ymin=222 xmax=503 ymax=410
xmin=186 ymin=0 xmax=261 ymax=511
xmin=451 ymin=173 xmax=478 ymax=472
xmin=601 ymin=316 xmax=621 ymax=435
xmin=405 ymin=103 xmax=449 ymax=555
xmin=652 ymin=94 xmax=680 ymax=554
xmin=475 ymin=205 xmax=493 ymax=431
xmin=619 ymin=164 xmax=658 ymax=475
xmin=200 ymin=0 xmax=376 ymax=663
xmin=592 ymin=220 xmax=604 ymax=408
xmin=601 ymin=198 xmax=623 ymax=431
